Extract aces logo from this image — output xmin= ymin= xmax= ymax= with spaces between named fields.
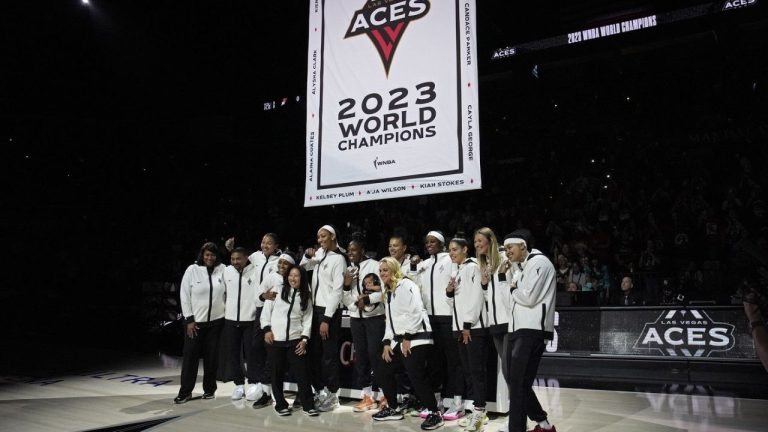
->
xmin=634 ymin=309 xmax=735 ymax=357
xmin=345 ymin=0 xmax=431 ymax=75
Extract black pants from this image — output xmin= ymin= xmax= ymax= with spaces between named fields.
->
xmin=492 ymin=330 xmax=508 ymax=382
xmin=377 ymin=343 xmax=437 ymax=411
xmin=309 ymin=306 xmax=342 ymax=393
xmin=220 ymin=320 xmax=257 ymax=385
xmin=505 ymin=334 xmax=548 ymax=432
xmin=457 ymin=332 xmax=489 ymax=407
xmin=350 ymin=315 xmax=386 ymax=390
xmin=251 ymin=307 xmax=270 ymax=385
xmin=428 ymin=318 xmax=464 ymax=398
xmin=268 ymin=342 xmax=314 ymax=411
xmin=179 ymin=319 xmax=223 ymax=396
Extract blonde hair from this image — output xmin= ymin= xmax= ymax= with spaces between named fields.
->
xmin=379 ymin=257 xmax=405 ymax=299
xmin=475 ymin=227 xmax=502 ymax=272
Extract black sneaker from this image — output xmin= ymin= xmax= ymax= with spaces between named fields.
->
xmin=275 ymin=406 xmax=292 ymax=416
xmin=202 ymin=392 xmax=215 ymax=399
xmin=421 ymin=412 xmax=444 ymax=430
xmin=252 ymin=393 xmax=273 ymax=409
xmin=399 ymin=397 xmax=420 ymax=416
xmin=373 ymin=407 xmax=405 ymax=421
xmin=303 ymin=408 xmax=320 ymax=417
xmin=173 ymin=394 xmax=191 ymax=404
xmin=410 ymin=404 xmax=427 ymax=417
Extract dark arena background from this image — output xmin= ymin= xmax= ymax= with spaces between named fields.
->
xmin=3 ymin=1 xmax=768 ymax=431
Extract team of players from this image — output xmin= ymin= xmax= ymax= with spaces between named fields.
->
xmin=176 ymin=226 xmax=557 ymax=432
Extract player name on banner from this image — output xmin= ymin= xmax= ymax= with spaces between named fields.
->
xmin=305 ymin=0 xmax=481 ymax=206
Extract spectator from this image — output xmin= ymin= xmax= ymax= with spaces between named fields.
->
xmin=583 ymin=276 xmax=596 ymax=292
xmin=590 ymin=257 xmax=610 ymax=291
xmin=614 ymin=276 xmax=644 ymax=306
xmin=659 ymin=278 xmax=684 ymax=306
xmin=555 ymin=254 xmax=570 ymax=292
xmin=568 ymin=262 xmax=588 ymax=289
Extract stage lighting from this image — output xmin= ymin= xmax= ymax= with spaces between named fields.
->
xmin=82 ymin=0 xmax=90 ymax=4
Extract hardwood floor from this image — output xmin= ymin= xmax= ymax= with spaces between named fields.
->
xmin=1 ymin=351 xmax=765 ymax=431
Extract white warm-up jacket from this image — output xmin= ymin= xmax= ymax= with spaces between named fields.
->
xmin=383 ymin=278 xmax=433 ymax=351
xmin=180 ymin=263 xmax=226 ymax=325
xmin=300 ymin=247 xmax=346 ymax=321
xmin=223 ymin=263 xmax=258 ymax=323
xmin=261 ymin=285 xmax=313 ymax=344
xmin=506 ymin=249 xmax=556 ymax=340
xmin=447 ymin=258 xmax=488 ymax=334
xmin=485 ymin=262 xmax=511 ymax=334
xmin=342 ymin=258 xmax=385 ymax=318
xmin=414 ymin=252 xmax=454 ymax=320
xmin=248 ymin=250 xmax=281 ymax=308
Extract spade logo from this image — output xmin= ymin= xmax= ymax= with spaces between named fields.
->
xmin=345 ymin=0 xmax=431 ymax=75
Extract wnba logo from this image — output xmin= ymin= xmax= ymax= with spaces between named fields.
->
xmin=373 ymin=157 xmax=397 ymax=170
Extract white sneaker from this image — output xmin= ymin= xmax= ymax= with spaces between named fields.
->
xmin=462 ymin=410 xmax=488 ymax=432
xmin=318 ymin=393 xmax=338 ymax=412
xmin=313 ymin=390 xmax=328 ymax=408
xmin=246 ymin=383 xmax=262 ymax=401
xmin=444 ymin=400 xmax=465 ymax=421
xmin=231 ymin=385 xmax=245 ymax=400
xmin=459 ymin=410 xmax=489 ymax=427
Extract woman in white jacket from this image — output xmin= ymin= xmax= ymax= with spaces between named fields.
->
xmin=446 ymin=237 xmax=489 ymax=432
xmin=503 ymin=229 xmax=557 ymax=432
xmin=261 ymin=266 xmax=317 ymax=416
xmin=389 ymin=234 xmax=415 ymax=275
xmin=412 ymin=230 xmax=463 ymax=419
xmin=474 ymin=227 xmax=511 ymax=380
xmin=299 ymin=224 xmax=347 ymax=411
xmin=342 ymin=235 xmax=386 ymax=412
xmin=225 ymin=233 xmax=282 ymax=405
xmin=175 ymin=242 xmax=226 ymax=404
xmin=372 ymin=257 xmax=444 ymax=431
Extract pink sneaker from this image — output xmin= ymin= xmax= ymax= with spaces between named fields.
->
xmin=443 ymin=403 xmax=465 ymax=421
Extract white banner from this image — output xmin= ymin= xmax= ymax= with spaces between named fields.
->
xmin=305 ymin=0 xmax=481 ymax=206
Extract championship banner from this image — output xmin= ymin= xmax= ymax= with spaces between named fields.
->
xmin=305 ymin=0 xmax=481 ymax=207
